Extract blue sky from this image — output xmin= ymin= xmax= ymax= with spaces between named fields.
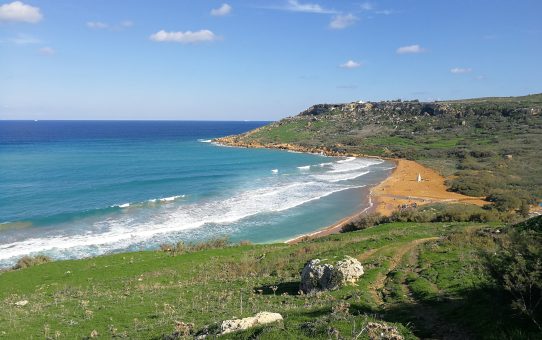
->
xmin=1 ymin=0 xmax=541 ymax=120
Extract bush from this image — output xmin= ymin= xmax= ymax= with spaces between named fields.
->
xmin=340 ymin=203 xmax=506 ymax=234
xmin=13 ymin=255 xmax=51 ymax=269
xmin=486 ymin=191 xmax=522 ymax=212
xmin=160 ymin=237 xmax=230 ymax=256
xmin=341 ymin=213 xmax=384 ymax=233
xmin=485 ymin=217 xmax=542 ymax=331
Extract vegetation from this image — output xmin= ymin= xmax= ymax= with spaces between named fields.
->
xmin=1 ymin=217 xmax=541 ymax=339
xmin=485 ymin=216 xmax=542 ymax=331
xmin=341 ymin=203 xmax=517 ymax=233
xmin=12 ymin=255 xmax=52 ymax=270
xmin=159 ymin=237 xmax=231 ymax=256
xmin=3 ymin=94 xmax=541 ymax=338
xmin=220 ymin=94 xmax=542 ymax=212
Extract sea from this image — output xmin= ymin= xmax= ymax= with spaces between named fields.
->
xmin=0 ymin=121 xmax=393 ymax=268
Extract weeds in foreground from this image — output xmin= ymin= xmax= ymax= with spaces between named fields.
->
xmin=159 ymin=237 xmax=231 ymax=256
xmin=12 ymin=255 xmax=52 ymax=270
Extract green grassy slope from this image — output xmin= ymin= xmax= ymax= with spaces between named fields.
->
xmin=217 ymin=94 xmax=542 ymax=211
xmin=1 ymin=221 xmax=539 ymax=339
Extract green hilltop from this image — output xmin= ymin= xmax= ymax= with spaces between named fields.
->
xmin=217 ymin=93 xmax=542 ymax=212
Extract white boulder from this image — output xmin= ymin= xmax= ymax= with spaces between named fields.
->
xmin=220 ymin=312 xmax=283 ymax=335
xmin=300 ymin=256 xmax=364 ymax=293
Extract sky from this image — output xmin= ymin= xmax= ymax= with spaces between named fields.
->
xmin=1 ymin=0 xmax=541 ymax=120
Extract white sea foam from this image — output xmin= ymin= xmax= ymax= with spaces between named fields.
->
xmin=0 ymin=155 xmax=388 ymax=268
xmin=198 ymin=139 xmax=212 ymax=143
xmin=329 ymin=158 xmax=383 ymax=173
xmin=161 ymin=195 xmax=184 ymax=202
xmin=312 ymin=171 xmax=370 ymax=183
xmin=337 ymin=157 xmax=356 ymax=163
xmin=0 ymin=179 xmax=365 ymax=266
xmin=149 ymin=195 xmax=185 ymax=203
xmin=297 ymin=165 xmax=310 ymax=171
xmin=112 ymin=195 xmax=185 ymax=208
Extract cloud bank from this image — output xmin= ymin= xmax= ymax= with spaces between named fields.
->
xmin=450 ymin=67 xmax=472 ymax=74
xmin=211 ymin=3 xmax=231 ymax=16
xmin=396 ymin=44 xmax=426 ymax=54
xmin=150 ymin=30 xmax=218 ymax=44
xmin=282 ymin=0 xmax=336 ymax=14
xmin=329 ymin=13 xmax=358 ymax=29
xmin=0 ymin=1 xmax=42 ymax=23
xmin=340 ymin=60 xmax=362 ymax=69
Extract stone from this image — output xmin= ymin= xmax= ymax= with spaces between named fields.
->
xmin=300 ymin=256 xmax=364 ymax=293
xmin=335 ymin=256 xmax=364 ymax=284
xmin=220 ymin=312 xmax=283 ymax=335
xmin=366 ymin=322 xmax=403 ymax=340
xmin=14 ymin=300 xmax=28 ymax=307
xmin=300 ymin=259 xmax=337 ymax=293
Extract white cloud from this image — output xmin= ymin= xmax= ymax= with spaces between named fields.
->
xmin=283 ymin=0 xmax=336 ymax=14
xmin=360 ymin=2 xmax=393 ymax=15
xmin=211 ymin=3 xmax=231 ymax=16
xmin=396 ymin=44 xmax=426 ymax=54
xmin=0 ymin=1 xmax=42 ymax=23
xmin=340 ymin=60 xmax=362 ymax=69
xmin=450 ymin=67 xmax=472 ymax=74
xmin=87 ymin=21 xmax=108 ymax=29
xmin=87 ymin=20 xmax=134 ymax=30
xmin=38 ymin=46 xmax=54 ymax=56
xmin=329 ymin=13 xmax=358 ymax=29
xmin=360 ymin=2 xmax=374 ymax=11
xmin=149 ymin=30 xmax=218 ymax=44
xmin=120 ymin=20 xmax=133 ymax=27
xmin=375 ymin=10 xmax=393 ymax=15
xmin=9 ymin=33 xmax=40 ymax=44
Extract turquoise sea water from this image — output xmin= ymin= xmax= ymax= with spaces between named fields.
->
xmin=0 ymin=121 xmax=393 ymax=268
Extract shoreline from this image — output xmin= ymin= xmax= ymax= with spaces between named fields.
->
xmin=212 ymin=139 xmax=487 ymax=243
xmin=285 ymin=186 xmax=379 ymax=244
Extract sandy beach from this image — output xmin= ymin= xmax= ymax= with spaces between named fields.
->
xmin=287 ymin=158 xmax=487 ymax=244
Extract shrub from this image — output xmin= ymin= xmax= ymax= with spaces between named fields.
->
xmin=13 ymin=255 xmax=52 ymax=269
xmin=341 ymin=213 xmax=384 ymax=233
xmin=160 ymin=237 xmax=230 ymax=256
xmin=486 ymin=191 xmax=522 ymax=212
xmin=340 ymin=203 xmax=506 ymax=234
xmin=485 ymin=217 xmax=542 ymax=331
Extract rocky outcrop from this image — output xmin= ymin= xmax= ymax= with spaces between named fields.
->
xmin=335 ymin=256 xmax=365 ymax=284
xmin=220 ymin=312 xmax=283 ymax=335
xmin=366 ymin=322 xmax=404 ymax=340
xmin=300 ymin=256 xmax=364 ymax=293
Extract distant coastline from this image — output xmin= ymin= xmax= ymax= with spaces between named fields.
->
xmin=213 ymin=138 xmax=488 ymax=242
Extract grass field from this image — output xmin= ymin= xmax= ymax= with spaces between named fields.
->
xmin=1 ymin=220 xmax=539 ymax=339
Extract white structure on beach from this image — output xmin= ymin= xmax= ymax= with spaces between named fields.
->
xmin=417 ymin=173 xmax=422 ymax=182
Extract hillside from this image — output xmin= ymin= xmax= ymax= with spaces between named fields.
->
xmin=1 ymin=217 xmax=541 ymax=339
xmin=216 ymin=94 xmax=542 ymax=212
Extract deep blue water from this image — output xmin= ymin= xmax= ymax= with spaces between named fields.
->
xmin=0 ymin=121 xmax=392 ymax=267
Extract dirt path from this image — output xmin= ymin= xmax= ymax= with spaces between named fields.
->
xmin=374 ymin=238 xmax=472 ymax=339
xmin=361 ymin=237 xmax=440 ymax=305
